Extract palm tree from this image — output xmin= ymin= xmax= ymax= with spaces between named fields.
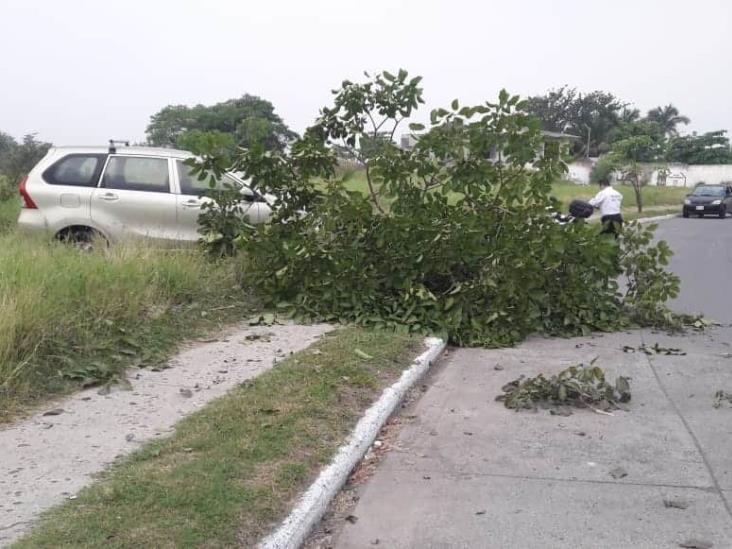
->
xmin=646 ymin=104 xmax=690 ymax=137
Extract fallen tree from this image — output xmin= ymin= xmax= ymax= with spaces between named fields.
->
xmin=192 ymin=70 xmax=684 ymax=346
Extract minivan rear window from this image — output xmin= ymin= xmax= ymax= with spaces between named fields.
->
xmin=43 ymin=154 xmax=107 ymax=187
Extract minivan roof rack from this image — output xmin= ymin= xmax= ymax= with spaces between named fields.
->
xmin=108 ymin=139 xmax=130 ymax=154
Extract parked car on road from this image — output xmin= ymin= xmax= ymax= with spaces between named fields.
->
xmin=16 ymin=144 xmax=272 ymax=245
xmin=682 ymin=183 xmax=732 ymax=218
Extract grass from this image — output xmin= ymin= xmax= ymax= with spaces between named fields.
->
xmin=13 ymin=327 xmax=419 ymax=549
xmin=0 ymin=204 xmax=259 ymax=421
xmin=0 ymin=196 xmax=20 ymax=233
xmin=333 ymin=169 xmax=688 ymax=214
xmin=551 ymin=182 xmax=688 ymax=211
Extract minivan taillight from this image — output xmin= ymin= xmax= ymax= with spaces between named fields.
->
xmin=18 ymin=176 xmax=37 ymax=209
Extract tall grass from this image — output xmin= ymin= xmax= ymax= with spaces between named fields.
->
xmin=0 ymin=226 xmax=257 ymax=421
xmin=0 ymin=197 xmax=19 ymax=233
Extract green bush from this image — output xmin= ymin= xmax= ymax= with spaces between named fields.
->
xmin=0 ymin=174 xmax=14 ymax=201
xmin=193 ymin=70 xmax=682 ymax=346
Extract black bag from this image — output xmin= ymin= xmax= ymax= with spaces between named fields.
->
xmin=569 ymin=199 xmax=594 ymax=219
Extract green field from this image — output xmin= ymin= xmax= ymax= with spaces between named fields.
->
xmin=551 ymin=181 xmax=688 ymax=211
xmin=334 ymin=169 xmax=688 ymax=213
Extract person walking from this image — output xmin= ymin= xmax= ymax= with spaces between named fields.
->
xmin=589 ymin=177 xmax=623 ymax=237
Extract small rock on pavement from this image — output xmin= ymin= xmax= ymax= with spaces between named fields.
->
xmin=494 ymin=364 xmax=504 ymax=371
xmin=679 ymin=539 xmax=713 ymax=549
xmin=179 ymin=388 xmax=193 ymax=398
xmin=42 ymin=408 xmax=65 ymax=416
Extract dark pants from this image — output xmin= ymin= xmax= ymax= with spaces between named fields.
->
xmin=601 ymin=214 xmax=623 ymax=238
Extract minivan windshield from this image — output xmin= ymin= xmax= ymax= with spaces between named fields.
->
xmin=692 ymin=185 xmax=725 ymax=197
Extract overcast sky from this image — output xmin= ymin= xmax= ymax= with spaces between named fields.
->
xmin=1 ymin=0 xmax=730 ymax=145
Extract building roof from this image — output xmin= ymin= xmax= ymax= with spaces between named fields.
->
xmin=541 ymin=130 xmax=580 ymax=140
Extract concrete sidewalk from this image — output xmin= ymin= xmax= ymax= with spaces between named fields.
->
xmin=333 ymin=327 xmax=732 ymax=549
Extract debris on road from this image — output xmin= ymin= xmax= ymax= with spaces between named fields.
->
xmin=609 ymin=466 xmax=628 ymax=479
xmin=496 ymin=359 xmax=631 ymax=413
xmin=42 ymin=408 xmax=64 ymax=416
xmin=243 ymin=332 xmax=275 ymax=343
xmin=628 ymin=343 xmax=686 ymax=356
xmin=712 ymin=390 xmax=732 ymax=409
xmin=663 ymin=498 xmax=690 ymax=509
xmin=345 ymin=514 xmax=359 ymax=524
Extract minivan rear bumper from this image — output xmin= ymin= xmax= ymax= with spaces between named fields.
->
xmin=16 ymin=209 xmax=49 ymax=235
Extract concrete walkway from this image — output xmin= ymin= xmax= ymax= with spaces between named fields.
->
xmin=334 ymin=328 xmax=732 ymax=548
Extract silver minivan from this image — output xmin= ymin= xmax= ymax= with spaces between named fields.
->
xmin=17 ymin=144 xmax=271 ymax=244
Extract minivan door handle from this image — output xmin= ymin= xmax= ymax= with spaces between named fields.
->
xmin=181 ymin=199 xmax=201 ymax=209
xmin=98 ymin=192 xmax=119 ymax=201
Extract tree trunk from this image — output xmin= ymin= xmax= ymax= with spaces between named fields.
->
xmin=633 ymin=177 xmax=643 ymax=213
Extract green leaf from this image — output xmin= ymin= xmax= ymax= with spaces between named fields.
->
xmin=354 ymin=349 xmax=374 ymax=360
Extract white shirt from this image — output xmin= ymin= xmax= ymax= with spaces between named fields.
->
xmin=589 ymin=186 xmax=623 ymax=216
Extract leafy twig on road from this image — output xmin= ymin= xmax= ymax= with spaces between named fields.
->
xmin=496 ymin=359 xmax=631 ymax=413
xmin=713 ymin=390 xmax=732 ymax=409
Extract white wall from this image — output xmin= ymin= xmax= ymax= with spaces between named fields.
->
xmin=651 ymin=163 xmax=732 ymax=187
xmin=566 ymin=160 xmax=732 ymax=187
xmin=565 ymin=159 xmax=595 ymax=184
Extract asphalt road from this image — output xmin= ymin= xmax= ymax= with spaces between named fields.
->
xmin=331 ymin=216 xmax=732 ymax=549
xmin=655 ymin=216 xmax=732 ymax=324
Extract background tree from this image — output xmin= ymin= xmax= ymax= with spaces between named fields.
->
xmin=646 ymin=104 xmax=690 ymax=137
xmin=146 ymin=95 xmax=297 ymax=153
xmin=526 ymin=87 xmax=627 ymax=157
xmin=603 ymin=136 xmax=661 ymax=213
xmin=2 ymin=134 xmax=51 ymax=184
xmin=666 ymin=130 xmax=732 ymax=164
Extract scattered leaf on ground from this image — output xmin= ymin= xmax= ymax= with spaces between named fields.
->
xmin=609 ymin=466 xmax=628 ymax=479
xmin=354 ymin=348 xmax=374 ymax=360
xmin=345 ymin=515 xmax=359 ymax=524
xmin=712 ymin=390 xmax=732 ymax=409
xmin=663 ymin=498 xmax=690 ymax=509
xmin=42 ymin=408 xmax=64 ymax=416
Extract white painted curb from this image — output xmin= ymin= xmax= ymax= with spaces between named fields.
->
xmin=637 ymin=213 xmax=678 ymax=224
xmin=258 ymin=337 xmax=447 ymax=549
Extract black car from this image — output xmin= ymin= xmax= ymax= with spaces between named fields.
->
xmin=682 ymin=183 xmax=732 ymax=218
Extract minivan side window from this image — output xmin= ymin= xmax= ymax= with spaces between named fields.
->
xmin=43 ymin=154 xmax=107 ymax=187
xmin=101 ymin=156 xmax=170 ymax=193
xmin=176 ymin=160 xmax=242 ymax=196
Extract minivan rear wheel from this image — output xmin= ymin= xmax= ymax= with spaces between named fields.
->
xmin=57 ymin=227 xmax=106 ymax=251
